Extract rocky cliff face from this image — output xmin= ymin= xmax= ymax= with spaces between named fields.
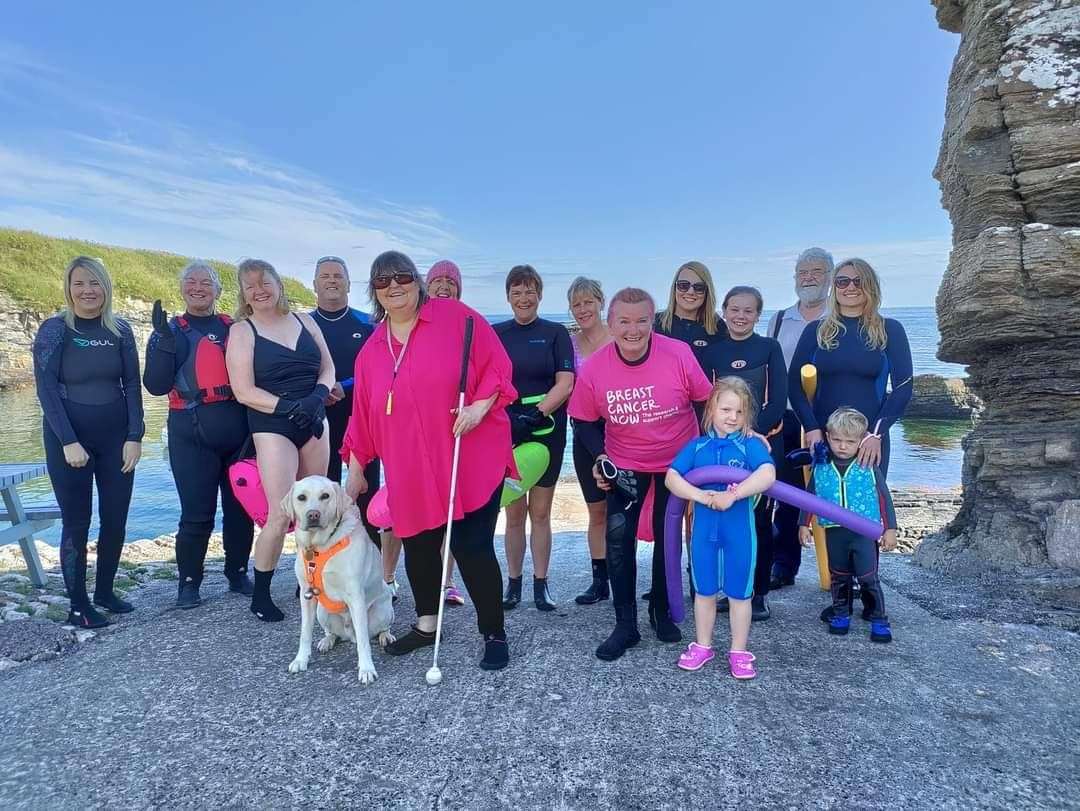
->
xmin=0 ymin=292 xmax=153 ymax=389
xmin=917 ymin=0 xmax=1080 ymax=573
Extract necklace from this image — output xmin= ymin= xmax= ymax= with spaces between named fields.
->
xmin=317 ymin=307 xmax=349 ymax=322
xmin=384 ymin=321 xmax=416 ymax=415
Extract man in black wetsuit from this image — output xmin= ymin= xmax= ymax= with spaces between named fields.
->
xmin=309 ymin=256 xmax=380 ymax=541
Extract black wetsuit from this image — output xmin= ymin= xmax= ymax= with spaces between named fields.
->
xmin=144 ymin=314 xmax=253 ymax=586
xmin=311 ymin=306 xmax=381 ymax=540
xmin=653 ymin=312 xmax=727 ymax=370
xmin=494 ymin=317 xmax=574 ymax=488
xmin=699 ymin=333 xmax=788 ymax=599
xmin=246 ymin=315 xmax=322 ymax=447
xmin=33 ymin=315 xmax=144 ymax=610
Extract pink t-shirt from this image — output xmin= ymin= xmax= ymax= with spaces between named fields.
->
xmin=568 ymin=333 xmax=713 ymax=472
xmin=341 ymin=299 xmax=518 ymax=539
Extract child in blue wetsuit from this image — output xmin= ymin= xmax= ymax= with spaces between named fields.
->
xmin=799 ymin=407 xmax=898 ymax=642
xmin=665 ymin=377 xmax=775 ymax=680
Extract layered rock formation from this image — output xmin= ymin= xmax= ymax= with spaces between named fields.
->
xmin=906 ymin=374 xmax=982 ymax=420
xmin=917 ymin=0 xmax=1080 ymax=573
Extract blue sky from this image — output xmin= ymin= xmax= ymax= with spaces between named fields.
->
xmin=0 ymin=3 xmax=958 ymax=313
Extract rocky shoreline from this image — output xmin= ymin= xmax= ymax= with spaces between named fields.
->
xmin=0 ymin=484 xmax=963 ymax=669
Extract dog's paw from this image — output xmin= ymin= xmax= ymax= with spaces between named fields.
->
xmin=317 ymin=635 xmax=337 ymax=653
xmin=288 ymin=657 xmax=309 ymax=673
xmin=377 ymin=630 xmax=396 ymax=649
xmin=357 ymin=667 xmax=378 ymax=685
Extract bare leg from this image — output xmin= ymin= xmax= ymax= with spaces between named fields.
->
xmin=251 ymin=433 xmax=300 ymax=570
xmin=443 ymin=550 xmax=457 ymax=588
xmin=503 ymin=497 xmax=528 ymax=578
xmin=382 ymin=531 xmax=402 ymax=583
xmin=729 ymin=597 xmax=752 ymax=651
xmin=694 ymin=594 xmax=717 ymax=648
xmin=586 ymin=500 xmax=607 ymax=560
xmin=527 ymin=485 xmax=555 ymax=579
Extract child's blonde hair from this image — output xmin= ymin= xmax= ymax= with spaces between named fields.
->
xmin=702 ymin=376 xmax=758 ymax=436
xmin=825 ymin=407 xmax=868 ymax=439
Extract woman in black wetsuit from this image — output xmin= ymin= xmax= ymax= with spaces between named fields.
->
xmin=33 ymin=256 xmax=144 ymax=629
xmin=144 ymin=261 xmax=254 ymax=610
xmin=225 ymin=259 xmax=336 ymax=622
xmin=699 ymin=286 xmax=787 ymax=621
xmin=494 ymin=265 xmax=575 ymax=612
xmin=654 ymin=260 xmax=727 ymax=368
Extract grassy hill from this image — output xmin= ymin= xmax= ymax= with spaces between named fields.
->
xmin=0 ymin=228 xmax=316 ymax=314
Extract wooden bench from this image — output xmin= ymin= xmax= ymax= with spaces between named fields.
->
xmin=0 ymin=464 xmax=56 ymax=587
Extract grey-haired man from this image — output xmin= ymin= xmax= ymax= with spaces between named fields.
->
xmin=766 ymin=247 xmax=833 ymax=588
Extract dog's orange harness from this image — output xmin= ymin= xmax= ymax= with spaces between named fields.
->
xmin=302 ymin=537 xmax=352 ymax=614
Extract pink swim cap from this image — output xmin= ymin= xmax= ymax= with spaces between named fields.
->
xmin=426 ymin=260 xmax=462 ymax=290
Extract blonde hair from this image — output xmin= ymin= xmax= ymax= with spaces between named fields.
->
xmin=816 ymin=258 xmax=887 ymax=351
xmin=234 ymin=259 xmax=290 ymax=320
xmin=63 ymin=256 xmax=120 ymax=336
xmin=826 ymin=407 xmax=869 ymax=439
xmin=567 ymin=276 xmax=605 ymax=308
xmin=658 ymin=261 xmax=721 ymax=336
xmin=702 ymin=376 xmax=758 ymax=437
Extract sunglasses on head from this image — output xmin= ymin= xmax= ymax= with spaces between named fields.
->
xmin=833 ymin=276 xmax=863 ymax=290
xmin=371 ymin=272 xmax=416 ymax=290
xmin=675 ymin=280 xmax=707 ymax=294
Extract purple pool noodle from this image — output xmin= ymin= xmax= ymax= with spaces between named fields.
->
xmin=664 ymin=465 xmax=884 ymax=621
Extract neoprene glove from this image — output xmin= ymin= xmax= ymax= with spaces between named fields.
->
xmin=291 ymin=385 xmax=330 ymax=429
xmin=274 ymin=397 xmax=301 ymax=418
xmin=509 ymin=405 xmax=547 ymax=445
xmin=151 ymin=300 xmax=175 ymax=353
xmin=598 ymin=458 xmax=640 ymax=504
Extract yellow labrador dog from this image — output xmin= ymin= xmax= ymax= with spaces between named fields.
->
xmin=282 ymin=476 xmax=394 ymax=684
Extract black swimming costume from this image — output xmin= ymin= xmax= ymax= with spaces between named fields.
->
xmin=494 ymin=317 xmax=574 ymax=489
xmin=245 ymin=314 xmax=322 ymax=448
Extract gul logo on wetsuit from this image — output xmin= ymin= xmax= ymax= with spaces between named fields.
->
xmin=72 ymin=337 xmax=116 ymax=348
xmin=605 ymin=385 xmax=678 ymax=426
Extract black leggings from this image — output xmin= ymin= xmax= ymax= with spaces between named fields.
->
xmin=825 ymin=527 xmax=887 ymax=620
xmin=605 ymin=472 xmax=671 ymax=614
xmin=43 ymin=401 xmax=135 ymax=609
xmin=326 ymin=399 xmax=381 ymax=542
xmin=168 ymin=404 xmax=254 ymax=584
xmin=400 ymin=485 xmax=504 ymax=636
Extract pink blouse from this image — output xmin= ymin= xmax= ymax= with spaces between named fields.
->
xmin=341 ymin=298 xmax=517 ymax=539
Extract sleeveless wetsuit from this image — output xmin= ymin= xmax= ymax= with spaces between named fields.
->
xmin=246 ymin=314 xmax=322 ymax=448
xmin=144 ymin=314 xmax=253 ymax=585
xmin=33 ymin=315 xmax=144 ymax=611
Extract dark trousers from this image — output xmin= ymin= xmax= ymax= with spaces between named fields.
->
xmin=167 ymin=404 xmax=254 ymax=584
xmin=826 ymin=527 xmax=887 ymax=620
xmin=400 ymin=485 xmax=504 ymax=636
xmin=326 ymin=399 xmax=381 ymax=543
xmin=43 ymin=402 xmax=135 ymax=609
xmin=753 ymin=496 xmax=775 ymax=598
xmin=772 ymin=410 xmax=805 ymax=580
xmin=606 ymin=472 xmax=671 ymax=618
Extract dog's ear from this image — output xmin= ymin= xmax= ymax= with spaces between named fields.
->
xmin=334 ymin=481 xmax=351 ymax=524
xmin=279 ymin=482 xmax=298 ymax=524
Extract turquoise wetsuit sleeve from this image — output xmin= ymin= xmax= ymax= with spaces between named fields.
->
xmin=756 ymin=338 xmax=787 ymax=433
xmin=871 ymin=319 xmax=914 ymax=436
xmin=119 ymin=320 xmax=146 ymax=441
xmin=788 ymin=323 xmax=819 ymax=430
xmin=32 ymin=317 xmax=78 ymax=445
xmin=874 ymin=467 xmax=898 ymax=530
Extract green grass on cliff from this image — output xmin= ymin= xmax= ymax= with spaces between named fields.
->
xmin=0 ymin=228 xmax=316 ymax=314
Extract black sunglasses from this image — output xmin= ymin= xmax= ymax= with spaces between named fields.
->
xmin=833 ymin=276 xmax=863 ymax=290
xmin=675 ymin=280 xmax=707 ymax=294
xmin=371 ymin=272 xmax=416 ymax=290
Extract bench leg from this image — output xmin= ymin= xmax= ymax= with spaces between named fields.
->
xmin=2 ymin=488 xmax=48 ymax=588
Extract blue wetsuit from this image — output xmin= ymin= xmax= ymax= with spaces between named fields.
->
xmin=144 ymin=314 xmax=253 ymax=586
xmin=787 ymin=316 xmax=913 ymax=476
xmin=310 ymin=306 xmax=381 ymax=542
xmin=670 ymin=431 xmax=774 ymax=600
xmin=33 ymin=315 xmax=144 ymax=611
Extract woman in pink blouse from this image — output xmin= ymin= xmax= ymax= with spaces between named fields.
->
xmin=343 ymin=251 xmax=517 ymax=671
xmin=568 ymin=287 xmax=713 ymax=662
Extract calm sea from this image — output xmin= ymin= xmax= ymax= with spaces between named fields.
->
xmin=2 ymin=306 xmax=967 ymax=545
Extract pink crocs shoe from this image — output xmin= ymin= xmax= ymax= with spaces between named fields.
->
xmin=443 ymin=585 xmax=466 ymax=606
xmin=728 ymin=650 xmax=757 ymax=680
xmin=677 ymin=642 xmax=715 ymax=671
